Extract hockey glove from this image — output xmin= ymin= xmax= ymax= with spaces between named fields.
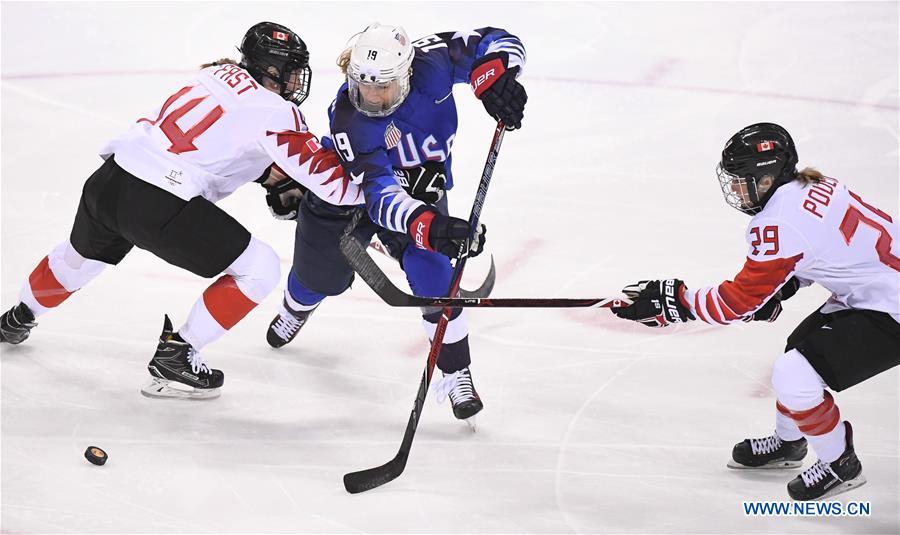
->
xmin=263 ymin=177 xmax=306 ymax=221
xmin=470 ymin=52 xmax=527 ymax=130
xmin=776 ymin=276 xmax=801 ymax=302
xmin=611 ymin=279 xmax=695 ymax=328
xmin=394 ymin=161 xmax=447 ymax=204
xmin=742 ymin=299 xmax=783 ymax=323
xmin=407 ymin=206 xmax=486 ymax=259
xmin=741 ymin=277 xmax=801 ymax=322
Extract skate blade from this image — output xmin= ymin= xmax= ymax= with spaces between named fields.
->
xmin=140 ymin=377 xmax=220 ymax=400
xmin=727 ymin=459 xmax=804 ymax=470
xmin=808 ymin=475 xmax=868 ymax=501
xmin=463 ymin=416 xmax=477 ymax=433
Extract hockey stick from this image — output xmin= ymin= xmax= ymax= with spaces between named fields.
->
xmin=343 ymin=121 xmax=506 ymax=494
xmin=344 ymin=234 xmax=627 ymax=308
xmin=367 ymin=239 xmax=498 ymax=300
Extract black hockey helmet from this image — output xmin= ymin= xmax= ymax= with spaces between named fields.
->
xmin=716 ymin=122 xmax=798 ymax=215
xmin=239 ymin=22 xmax=311 ymax=106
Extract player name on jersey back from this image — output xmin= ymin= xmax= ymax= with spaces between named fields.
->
xmin=100 ymin=65 xmax=361 ymax=206
xmin=685 ymin=178 xmax=899 ymax=325
xmin=754 ymin=179 xmax=899 ymax=321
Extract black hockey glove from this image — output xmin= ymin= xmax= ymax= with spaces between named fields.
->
xmin=407 ymin=206 xmax=486 ymax=259
xmin=470 ymin=52 xmax=527 ymax=130
xmin=742 ymin=277 xmax=801 ymax=322
xmin=611 ymin=279 xmax=695 ymax=328
xmin=394 ymin=161 xmax=447 ymax=204
xmin=743 ymin=299 xmax=783 ymax=323
xmin=776 ymin=276 xmax=802 ymax=302
xmin=263 ymin=178 xmax=306 ymax=221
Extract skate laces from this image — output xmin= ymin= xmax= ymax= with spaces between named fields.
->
xmin=272 ymin=305 xmax=307 ymax=341
xmin=186 ymin=347 xmax=211 ymax=375
xmin=800 ymin=459 xmax=837 ymax=487
xmin=432 ymin=369 xmax=475 ymax=405
xmin=750 ymin=434 xmax=783 ymax=455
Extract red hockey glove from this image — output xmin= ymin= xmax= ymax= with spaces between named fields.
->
xmin=407 ymin=206 xmax=486 ymax=259
xmin=470 ymin=52 xmax=527 ymax=130
xmin=611 ymin=279 xmax=695 ymax=328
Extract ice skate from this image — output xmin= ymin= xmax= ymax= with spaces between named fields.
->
xmin=0 ymin=303 xmax=37 ymax=345
xmin=141 ymin=315 xmax=223 ymax=400
xmin=266 ymin=300 xmax=317 ymax=348
xmin=433 ymin=367 xmax=483 ymax=428
xmin=787 ymin=422 xmax=866 ymax=501
xmin=728 ymin=432 xmax=808 ymax=469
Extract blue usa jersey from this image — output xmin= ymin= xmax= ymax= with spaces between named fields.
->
xmin=327 ymin=27 xmax=526 ymax=233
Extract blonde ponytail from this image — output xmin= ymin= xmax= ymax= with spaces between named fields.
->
xmin=795 ymin=167 xmax=824 ymax=185
xmin=199 ymin=58 xmax=239 ymax=69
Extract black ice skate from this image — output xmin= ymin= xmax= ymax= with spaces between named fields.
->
xmin=437 ymin=367 xmax=483 ymax=424
xmin=266 ymin=300 xmax=317 ymax=348
xmin=0 ymin=303 xmax=37 ymax=345
xmin=787 ymin=422 xmax=866 ymax=501
xmin=141 ymin=315 xmax=224 ymax=400
xmin=728 ymin=432 xmax=808 ymax=469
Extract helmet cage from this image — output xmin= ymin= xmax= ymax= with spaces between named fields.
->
xmin=253 ymin=57 xmax=311 ymax=106
xmin=347 ymin=68 xmax=411 ymax=117
xmin=345 ymin=23 xmax=414 ymax=117
xmin=239 ymin=23 xmax=312 ymax=106
xmin=716 ymin=163 xmax=765 ymax=216
xmin=716 ymin=123 xmax=798 ymax=216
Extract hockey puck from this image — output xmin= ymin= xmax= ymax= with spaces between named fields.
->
xmin=84 ymin=446 xmax=107 ymax=466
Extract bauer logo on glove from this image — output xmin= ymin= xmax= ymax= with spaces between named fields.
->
xmin=610 ymin=279 xmax=695 ymax=328
xmin=469 ymin=51 xmax=527 ymax=130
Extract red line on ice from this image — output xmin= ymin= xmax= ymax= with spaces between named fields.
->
xmin=4 ymin=68 xmax=894 ymax=110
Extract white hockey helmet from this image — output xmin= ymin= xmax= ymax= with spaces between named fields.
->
xmin=346 ymin=23 xmax=414 ymax=117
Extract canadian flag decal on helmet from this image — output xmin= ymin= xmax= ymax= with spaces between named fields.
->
xmin=757 ymin=141 xmax=774 ymax=152
xmin=273 ymin=31 xmax=288 ymax=41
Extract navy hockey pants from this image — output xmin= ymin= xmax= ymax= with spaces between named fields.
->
xmin=287 ymin=192 xmax=470 ymax=373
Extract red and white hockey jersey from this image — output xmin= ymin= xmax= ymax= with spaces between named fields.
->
xmin=684 ymin=177 xmax=900 ymax=324
xmin=100 ymin=64 xmax=361 ymax=205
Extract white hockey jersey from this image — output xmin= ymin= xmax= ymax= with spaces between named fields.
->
xmin=684 ymin=177 xmax=900 ymax=324
xmin=101 ymin=64 xmax=362 ymax=205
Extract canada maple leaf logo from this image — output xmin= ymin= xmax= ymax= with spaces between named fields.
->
xmin=266 ymin=130 xmax=360 ymax=203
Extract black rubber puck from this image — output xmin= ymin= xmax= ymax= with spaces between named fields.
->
xmin=84 ymin=446 xmax=107 ymax=466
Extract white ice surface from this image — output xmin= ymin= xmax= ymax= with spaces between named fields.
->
xmin=1 ymin=2 xmax=898 ymax=533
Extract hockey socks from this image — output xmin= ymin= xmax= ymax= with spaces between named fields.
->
xmin=181 ymin=274 xmax=259 ymax=349
xmin=27 ymin=256 xmax=74 ymax=309
xmin=20 ymin=240 xmax=107 ymax=316
xmin=778 ymin=391 xmax=846 ymax=463
xmin=180 ymin=238 xmax=279 ymax=350
xmin=286 ymin=270 xmax=327 ymax=308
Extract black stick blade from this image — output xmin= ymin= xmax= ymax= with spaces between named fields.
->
xmin=343 ymin=456 xmax=406 ymax=494
xmin=459 ymin=256 xmax=495 ymax=299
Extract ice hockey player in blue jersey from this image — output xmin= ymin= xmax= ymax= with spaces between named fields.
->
xmin=265 ymin=22 xmax=527 ymax=423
